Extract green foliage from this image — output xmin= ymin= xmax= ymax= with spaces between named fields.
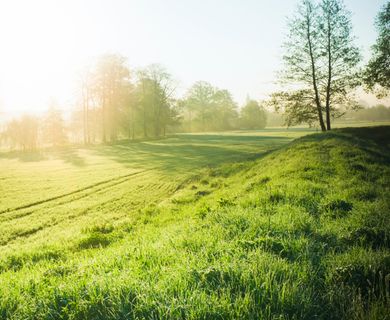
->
xmin=181 ymin=81 xmax=239 ymax=132
xmin=4 ymin=115 xmax=39 ymax=151
xmin=270 ymin=90 xmax=318 ymax=127
xmin=342 ymin=104 xmax=390 ymax=122
xmin=277 ymin=0 xmax=361 ymax=130
xmin=0 ymin=127 xmax=389 ymax=319
xmin=240 ymin=100 xmax=267 ymax=129
xmin=42 ymin=105 xmax=68 ymax=146
xmin=364 ymin=1 xmax=390 ymax=97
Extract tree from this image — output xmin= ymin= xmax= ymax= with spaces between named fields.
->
xmin=42 ymin=105 xmax=67 ymax=146
xmin=270 ymin=90 xmax=318 ymax=127
xmin=6 ymin=115 xmax=39 ymax=151
xmin=320 ymin=0 xmax=361 ymax=130
xmin=136 ymin=64 xmax=176 ymax=138
xmin=364 ymin=1 xmax=390 ymax=98
xmin=212 ymin=89 xmax=238 ymax=131
xmin=182 ymin=82 xmax=239 ymax=132
xmin=345 ymin=104 xmax=390 ymax=122
xmin=280 ymin=0 xmax=326 ymax=130
xmin=95 ymin=54 xmax=130 ymax=142
xmin=276 ymin=0 xmax=360 ymax=130
xmin=163 ymin=98 xmax=182 ymax=135
xmin=240 ymin=100 xmax=267 ymax=129
xmin=79 ymin=67 xmax=95 ymax=145
xmin=121 ymin=81 xmax=137 ymax=140
xmin=184 ymin=81 xmax=215 ymax=132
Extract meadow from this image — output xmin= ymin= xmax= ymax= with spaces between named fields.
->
xmin=0 ymin=126 xmax=389 ymax=319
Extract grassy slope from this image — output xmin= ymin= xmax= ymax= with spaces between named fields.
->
xmin=0 ymin=131 xmax=304 ymax=253
xmin=0 ymin=127 xmax=389 ymax=319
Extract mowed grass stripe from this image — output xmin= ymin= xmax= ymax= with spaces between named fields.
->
xmin=0 ymin=171 xmax=182 ymax=249
xmin=0 ymin=132 xmax=305 ymax=212
xmin=0 ymin=169 xmax=152 ymax=215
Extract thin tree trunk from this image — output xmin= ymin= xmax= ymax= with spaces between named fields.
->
xmin=142 ymin=80 xmax=148 ymax=138
xmin=131 ymin=106 xmax=135 ymax=140
xmin=86 ymin=98 xmax=90 ymax=144
xmin=153 ymin=81 xmax=160 ymax=137
xmin=306 ymin=12 xmax=326 ymax=131
xmin=189 ymin=110 xmax=192 ymax=133
xmin=86 ymin=90 xmax=90 ymax=144
xmin=102 ymin=96 xmax=106 ymax=143
xmin=82 ymin=86 xmax=87 ymax=145
xmin=325 ymin=15 xmax=332 ymax=131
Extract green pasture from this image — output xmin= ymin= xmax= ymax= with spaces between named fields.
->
xmin=0 ymin=126 xmax=389 ymax=319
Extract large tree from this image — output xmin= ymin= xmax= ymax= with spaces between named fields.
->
xmin=182 ymin=82 xmax=238 ymax=132
xmin=6 ymin=115 xmax=39 ymax=151
xmin=184 ymin=81 xmax=215 ymax=132
xmin=95 ymin=54 xmax=130 ymax=142
xmin=212 ymin=89 xmax=238 ymax=131
xmin=364 ymin=1 xmax=390 ymax=98
xmin=136 ymin=65 xmax=176 ymax=138
xmin=275 ymin=0 xmax=360 ymax=130
xmin=240 ymin=100 xmax=267 ymax=129
xmin=42 ymin=105 xmax=67 ymax=146
xmin=79 ymin=67 xmax=95 ymax=145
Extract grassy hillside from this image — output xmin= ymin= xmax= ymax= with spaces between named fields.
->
xmin=0 ymin=130 xmax=307 ymax=252
xmin=0 ymin=127 xmax=389 ymax=319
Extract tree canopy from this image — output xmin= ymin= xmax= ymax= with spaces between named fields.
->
xmin=240 ymin=100 xmax=267 ymax=130
xmin=364 ymin=1 xmax=390 ymax=97
xmin=273 ymin=0 xmax=361 ymax=130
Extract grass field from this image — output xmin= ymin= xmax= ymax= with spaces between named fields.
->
xmin=0 ymin=127 xmax=389 ymax=319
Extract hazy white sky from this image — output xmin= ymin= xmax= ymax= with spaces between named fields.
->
xmin=0 ymin=0 xmax=386 ymax=116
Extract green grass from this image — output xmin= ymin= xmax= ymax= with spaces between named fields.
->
xmin=0 ymin=127 xmax=389 ymax=319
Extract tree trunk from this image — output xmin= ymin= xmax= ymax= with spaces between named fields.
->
xmin=86 ymin=100 xmax=90 ymax=144
xmin=188 ymin=110 xmax=192 ymax=133
xmin=131 ymin=107 xmax=135 ymax=140
xmin=82 ymin=87 xmax=87 ymax=145
xmin=325 ymin=15 xmax=332 ymax=131
xmin=306 ymin=14 xmax=326 ymax=131
xmin=142 ymin=80 xmax=148 ymax=138
xmin=102 ymin=96 xmax=106 ymax=143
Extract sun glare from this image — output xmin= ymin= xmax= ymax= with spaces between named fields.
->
xmin=0 ymin=1 xmax=91 ymax=116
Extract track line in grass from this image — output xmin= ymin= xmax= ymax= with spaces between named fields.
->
xmin=0 ymin=173 xmax=181 ymax=247
xmin=0 ymin=169 xmax=155 ymax=216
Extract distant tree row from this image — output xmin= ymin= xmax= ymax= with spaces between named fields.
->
xmin=341 ymin=104 xmax=390 ymax=122
xmin=178 ymin=82 xmax=267 ymax=132
xmin=0 ymin=58 xmax=270 ymax=150
xmin=1 ymin=105 xmax=67 ymax=151
xmin=72 ymin=56 xmax=269 ymax=145
xmin=74 ymin=56 xmax=179 ymax=144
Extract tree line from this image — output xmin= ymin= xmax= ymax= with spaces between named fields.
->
xmin=341 ymin=104 xmax=390 ymax=122
xmin=0 ymin=0 xmax=388 ymax=150
xmin=0 ymin=58 xmax=269 ymax=150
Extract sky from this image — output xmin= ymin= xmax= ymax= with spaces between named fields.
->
xmin=0 ymin=0 xmax=387 ymax=117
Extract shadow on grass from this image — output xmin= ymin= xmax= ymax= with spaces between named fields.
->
xmin=1 ymin=127 xmax=388 ymax=173
xmin=0 ymin=151 xmax=47 ymax=162
xmin=0 ymin=147 xmax=87 ymax=167
xmin=93 ymin=134 xmax=293 ymax=174
xmin=294 ymin=126 xmax=390 ymax=163
xmin=55 ymin=148 xmax=86 ymax=167
xmin=0 ymin=133 xmax=294 ymax=169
